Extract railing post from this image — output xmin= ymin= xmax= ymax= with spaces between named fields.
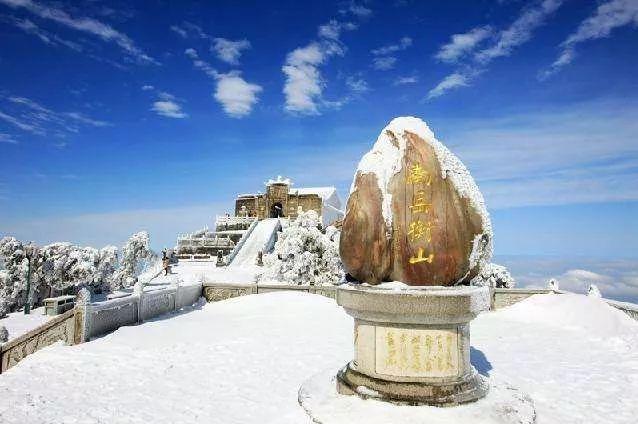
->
xmin=74 ymin=288 xmax=92 ymax=344
xmin=134 ymin=279 xmax=144 ymax=324
xmin=174 ymin=281 xmax=180 ymax=311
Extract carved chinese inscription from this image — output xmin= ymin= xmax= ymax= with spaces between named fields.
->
xmin=375 ymin=326 xmax=459 ymax=378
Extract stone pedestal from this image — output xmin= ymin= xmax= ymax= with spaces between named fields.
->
xmin=335 ymin=284 xmax=490 ymax=406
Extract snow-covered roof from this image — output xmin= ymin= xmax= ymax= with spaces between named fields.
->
xmin=265 ymin=175 xmax=291 ymax=186
xmin=292 ymin=186 xmax=337 ymax=200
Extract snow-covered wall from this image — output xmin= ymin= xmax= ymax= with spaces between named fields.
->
xmin=88 ymin=282 xmax=203 ymax=338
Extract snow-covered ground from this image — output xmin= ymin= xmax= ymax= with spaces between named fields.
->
xmin=167 ymin=259 xmax=258 ymax=285
xmin=0 ymin=307 xmax=52 ymax=342
xmin=0 ymin=292 xmax=636 ymax=423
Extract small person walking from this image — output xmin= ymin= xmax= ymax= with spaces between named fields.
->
xmin=162 ymin=248 xmax=170 ymax=275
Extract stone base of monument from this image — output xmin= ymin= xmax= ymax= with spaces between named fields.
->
xmin=336 ymin=362 xmax=488 ymax=405
xmin=333 ymin=284 xmax=493 ymax=406
xmin=298 ymin=368 xmax=536 ymax=424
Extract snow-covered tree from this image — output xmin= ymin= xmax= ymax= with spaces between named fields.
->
xmin=473 ymin=262 xmax=516 ymax=288
xmin=587 ymin=284 xmax=602 ymax=298
xmin=547 ymin=278 xmax=559 ymax=291
xmin=97 ymin=245 xmax=118 ymax=287
xmin=0 ymin=270 xmax=11 ymax=318
xmin=0 ymin=237 xmax=39 ymax=313
xmin=112 ymin=231 xmax=155 ymax=289
xmin=261 ymin=210 xmax=343 ymax=286
xmin=1 ymin=237 xmax=122 ymax=313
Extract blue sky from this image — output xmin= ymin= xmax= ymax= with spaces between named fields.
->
xmin=0 ymin=0 xmax=637 ymax=297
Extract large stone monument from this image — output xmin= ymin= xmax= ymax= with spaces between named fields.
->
xmin=299 ymin=117 xmax=535 ymax=423
xmin=336 ymin=116 xmax=492 ymax=405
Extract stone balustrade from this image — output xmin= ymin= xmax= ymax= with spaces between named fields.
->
xmin=0 ymin=308 xmax=77 ymax=374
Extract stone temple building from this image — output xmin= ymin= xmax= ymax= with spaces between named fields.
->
xmin=176 ymin=176 xmax=343 ymax=259
xmin=235 ymin=176 xmax=343 ymax=227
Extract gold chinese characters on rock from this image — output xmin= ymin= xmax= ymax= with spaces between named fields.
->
xmin=375 ymin=326 xmax=459 ymax=378
xmin=406 ymin=163 xmax=435 ymax=266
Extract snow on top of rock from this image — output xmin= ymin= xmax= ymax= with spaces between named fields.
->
xmin=352 ymin=116 xmax=492 ymax=268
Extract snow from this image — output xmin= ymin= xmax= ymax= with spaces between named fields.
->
xmin=230 ymin=218 xmax=280 ymax=267
xmin=0 ymin=306 xmax=52 ymax=342
xmin=474 ymin=262 xmax=516 ymax=288
xmin=300 ymin=370 xmax=536 ymax=423
xmin=260 ymin=211 xmax=342 ymax=286
xmin=153 ymin=260 xmax=257 ymax=285
xmin=588 ymin=284 xmax=602 ymax=298
xmin=293 ymin=186 xmax=343 ymax=226
xmin=496 ymin=292 xmax=637 ymax=340
xmin=266 ymin=175 xmax=291 ymax=186
xmin=1 ymin=292 xmax=636 ymax=423
xmin=351 ymin=117 xmax=493 ymax=271
xmin=294 ymin=186 xmax=337 ymax=200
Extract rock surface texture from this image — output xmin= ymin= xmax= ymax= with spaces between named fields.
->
xmin=340 ymin=117 xmax=492 ymax=286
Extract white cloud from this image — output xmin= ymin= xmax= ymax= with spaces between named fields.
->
xmin=3 ymin=15 xmax=83 ymax=52
xmin=170 ymin=21 xmax=208 ymax=40
xmin=0 ymin=133 xmax=18 ymax=144
xmin=0 ymin=0 xmax=156 ymax=64
xmin=212 ymin=38 xmax=251 ymax=65
xmin=318 ymin=19 xmax=357 ymax=40
xmin=64 ymin=112 xmax=110 ymax=127
xmin=440 ymin=99 xmax=638 ymax=209
xmin=142 ymin=87 xmax=188 ymax=119
xmin=503 ymin=257 xmax=638 ymax=303
xmin=393 ymin=75 xmax=418 ymax=85
xmin=371 ymin=36 xmax=412 ymax=56
xmin=542 ymin=0 xmax=638 ymax=78
xmin=341 ymin=1 xmax=372 ymax=18
xmin=372 ymin=56 xmax=397 ymax=70
xmin=345 ymin=76 xmax=369 ymax=93
xmin=0 ymin=95 xmax=108 ymax=136
xmin=435 ymin=26 xmax=492 ymax=63
xmin=282 ymin=17 xmax=357 ymax=115
xmin=184 ymin=48 xmax=262 ymax=117
xmin=0 ymin=109 xmax=45 ymax=134
xmin=551 ymin=269 xmax=638 ymax=302
xmin=475 ymin=0 xmax=564 ymax=64
xmin=214 ymin=72 xmax=262 ymax=118
xmin=282 ymin=44 xmax=325 ymax=114
xmin=184 ymin=47 xmax=219 ymax=78
xmin=371 ymin=37 xmax=412 ymax=71
xmin=170 ymin=24 xmax=187 ymax=38
xmin=151 ymin=100 xmax=187 ymax=119
xmin=427 ymin=72 xmax=468 ymax=99
xmin=427 ymin=0 xmax=564 ymax=99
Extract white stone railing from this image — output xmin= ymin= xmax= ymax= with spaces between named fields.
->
xmin=202 ymin=282 xmax=337 ymax=303
xmin=262 ymin=220 xmax=282 ymax=254
xmin=224 ymin=218 xmax=259 ymax=265
xmin=603 ymin=298 xmax=638 ymax=321
xmin=0 ymin=283 xmax=204 ymax=373
xmin=0 ymin=308 xmax=78 ymax=374
xmin=215 ymin=215 xmax=256 ymax=228
xmin=86 ymin=282 xmax=203 ymax=339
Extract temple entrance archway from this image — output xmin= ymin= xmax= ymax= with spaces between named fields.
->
xmin=271 ymin=202 xmax=284 ymax=218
